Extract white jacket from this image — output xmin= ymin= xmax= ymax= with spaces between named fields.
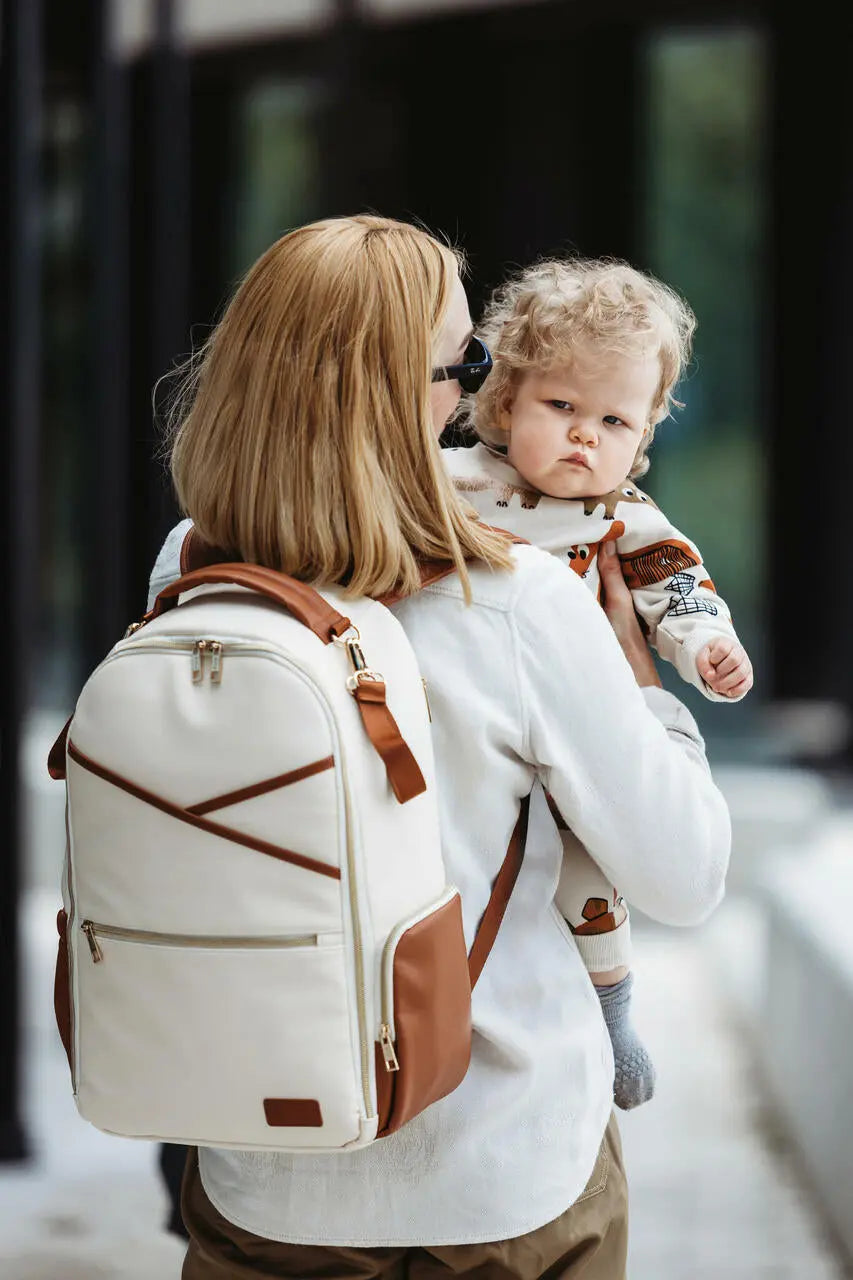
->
xmin=147 ymin=522 xmax=731 ymax=1246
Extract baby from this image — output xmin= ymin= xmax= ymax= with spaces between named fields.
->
xmin=445 ymin=257 xmax=752 ymax=1110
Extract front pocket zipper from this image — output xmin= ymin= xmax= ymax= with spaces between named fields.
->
xmin=80 ymin=920 xmax=323 ymax=964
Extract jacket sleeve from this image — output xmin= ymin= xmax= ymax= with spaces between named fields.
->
xmin=513 ymin=551 xmax=731 ymax=927
xmin=615 ymin=498 xmax=748 ymax=703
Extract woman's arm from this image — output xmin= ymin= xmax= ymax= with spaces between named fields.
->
xmin=513 ymin=548 xmax=731 ymax=928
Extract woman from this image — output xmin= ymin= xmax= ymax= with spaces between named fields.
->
xmin=148 ymin=214 xmax=731 ymax=1279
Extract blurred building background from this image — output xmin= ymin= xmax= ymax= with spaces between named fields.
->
xmin=2 ymin=0 xmax=853 ymax=1276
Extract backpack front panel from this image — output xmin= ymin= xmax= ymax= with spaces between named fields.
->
xmin=65 ymin=603 xmax=372 ymax=1149
xmin=59 ymin=581 xmax=471 ymax=1152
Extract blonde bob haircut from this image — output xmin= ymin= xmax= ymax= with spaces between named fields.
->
xmin=467 ymin=257 xmax=696 ymax=480
xmin=166 ymin=214 xmax=515 ymax=599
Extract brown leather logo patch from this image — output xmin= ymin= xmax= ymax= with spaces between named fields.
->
xmin=263 ymin=1098 xmax=323 ymax=1127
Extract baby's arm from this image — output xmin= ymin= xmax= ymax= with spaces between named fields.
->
xmin=615 ymin=499 xmax=752 ymax=702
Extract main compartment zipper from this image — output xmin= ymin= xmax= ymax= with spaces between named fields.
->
xmin=81 ymin=920 xmax=323 ymax=964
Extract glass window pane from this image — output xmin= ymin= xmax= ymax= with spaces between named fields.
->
xmin=230 ymin=78 xmax=324 ymax=278
xmin=641 ymin=26 xmax=767 ymax=758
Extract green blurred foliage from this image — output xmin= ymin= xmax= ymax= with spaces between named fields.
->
xmin=231 ymin=79 xmax=323 ymax=279
xmin=640 ymin=27 xmax=767 ymax=733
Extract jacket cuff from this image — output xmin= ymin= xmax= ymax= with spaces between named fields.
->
xmin=641 ymin=686 xmax=705 ymax=743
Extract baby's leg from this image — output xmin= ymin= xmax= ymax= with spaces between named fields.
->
xmin=554 ymin=819 xmax=656 ymax=1110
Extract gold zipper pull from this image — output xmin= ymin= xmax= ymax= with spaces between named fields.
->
xmin=191 ymin=640 xmax=207 ymax=683
xmin=82 ymin=921 xmax=103 ymax=963
xmin=421 ymin=677 xmax=432 ymax=722
xmin=209 ymin=641 xmax=222 ymax=683
xmin=379 ymin=1024 xmax=400 ymax=1072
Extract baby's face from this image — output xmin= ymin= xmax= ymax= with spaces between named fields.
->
xmin=505 ymin=349 xmax=660 ymax=500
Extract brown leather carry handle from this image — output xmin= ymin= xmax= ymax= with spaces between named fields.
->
xmin=50 ymin=557 xmax=429 ymax=803
xmin=146 ymin=563 xmax=353 ymax=645
xmin=468 ymin=792 xmax=530 ymax=988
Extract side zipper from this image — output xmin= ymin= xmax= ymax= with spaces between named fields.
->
xmin=80 ymin=920 xmax=326 ymax=964
xmin=378 ymin=886 xmax=460 ymax=1075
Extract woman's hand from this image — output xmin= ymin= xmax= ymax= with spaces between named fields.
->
xmin=598 ymin=542 xmax=662 ymax=688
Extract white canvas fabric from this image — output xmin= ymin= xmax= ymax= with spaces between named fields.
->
xmin=55 ymin=566 xmax=471 ymax=1152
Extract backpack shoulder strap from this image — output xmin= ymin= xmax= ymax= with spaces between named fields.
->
xmin=179 ymin=525 xmax=529 ymax=595
xmin=468 ymin=793 xmax=530 ymax=988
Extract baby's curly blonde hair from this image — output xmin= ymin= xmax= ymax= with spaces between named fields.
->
xmin=466 ymin=256 xmax=696 ymax=479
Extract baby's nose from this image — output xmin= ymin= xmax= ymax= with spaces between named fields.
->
xmin=570 ymin=419 xmax=598 ymax=445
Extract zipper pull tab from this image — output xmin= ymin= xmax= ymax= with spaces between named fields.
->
xmin=379 ymin=1023 xmax=400 ymax=1072
xmin=209 ymin=641 xmax=222 ymax=683
xmin=191 ymin=640 xmax=207 ymax=683
xmin=82 ymin=921 xmax=103 ymax=963
xmin=421 ymin=677 xmax=432 ymax=722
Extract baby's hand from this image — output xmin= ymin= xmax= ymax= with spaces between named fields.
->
xmin=696 ymin=638 xmax=753 ymax=699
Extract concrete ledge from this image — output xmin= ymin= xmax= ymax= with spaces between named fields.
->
xmin=752 ymin=818 xmax=853 ymax=1261
xmin=710 ymin=764 xmax=836 ymax=892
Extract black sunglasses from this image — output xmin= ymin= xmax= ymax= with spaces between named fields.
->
xmin=431 ymin=336 xmax=493 ymax=394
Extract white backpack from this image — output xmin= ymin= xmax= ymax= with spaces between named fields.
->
xmin=49 ymin=533 xmax=528 ymax=1152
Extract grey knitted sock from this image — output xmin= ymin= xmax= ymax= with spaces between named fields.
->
xmin=596 ymin=971 xmax=656 ymax=1111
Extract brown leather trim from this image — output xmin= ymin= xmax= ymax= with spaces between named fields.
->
xmin=147 ymin=563 xmax=352 ymax=644
xmin=181 ymin=527 xmax=233 ymax=575
xmin=467 ymin=793 xmax=530 ymax=989
xmin=48 ymin=716 xmax=73 ymax=781
xmin=66 ymin=740 xmax=341 ymax=881
xmin=54 ymin=909 xmax=73 ymax=1072
xmin=376 ymin=560 xmax=459 ymax=606
xmin=263 ymin=1098 xmax=323 ymax=1127
xmin=352 ymin=679 xmax=426 ymax=804
xmin=377 ymin=893 xmax=471 ymax=1137
xmin=187 ymin=755 xmax=335 ymax=816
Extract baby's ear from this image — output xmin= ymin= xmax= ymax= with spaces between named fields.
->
xmin=497 ymin=390 xmax=514 ymax=434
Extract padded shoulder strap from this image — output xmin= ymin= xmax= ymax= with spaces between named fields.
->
xmin=179 ymin=525 xmax=529 ymax=599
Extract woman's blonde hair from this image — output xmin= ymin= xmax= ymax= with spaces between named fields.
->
xmin=165 ymin=214 xmax=514 ymax=599
xmin=467 ymin=257 xmax=696 ymax=479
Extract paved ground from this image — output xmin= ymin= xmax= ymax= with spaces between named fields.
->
xmin=619 ymin=912 xmax=849 ymax=1278
xmin=2 ymin=886 xmax=850 ymax=1280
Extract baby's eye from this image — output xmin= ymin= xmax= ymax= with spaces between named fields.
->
xmin=603 ymin=415 xmax=627 ymax=427
xmin=548 ymin=400 xmax=572 ymax=410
